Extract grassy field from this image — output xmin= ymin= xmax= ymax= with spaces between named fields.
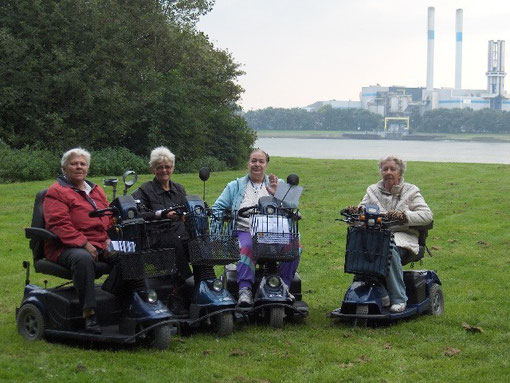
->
xmin=1 ymin=158 xmax=509 ymax=382
xmin=255 ymin=130 xmax=510 ymax=142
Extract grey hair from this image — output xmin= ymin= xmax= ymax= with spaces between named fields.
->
xmin=61 ymin=148 xmax=91 ymax=169
xmin=378 ymin=156 xmax=406 ymax=175
xmin=149 ymin=146 xmax=175 ymax=169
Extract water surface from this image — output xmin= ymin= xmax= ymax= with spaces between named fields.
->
xmin=255 ymin=137 xmax=510 ymax=164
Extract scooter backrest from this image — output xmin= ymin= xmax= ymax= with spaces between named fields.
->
xmin=28 ymin=189 xmax=48 ymax=261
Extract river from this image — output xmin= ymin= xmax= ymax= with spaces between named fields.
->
xmin=255 ymin=137 xmax=510 ymax=164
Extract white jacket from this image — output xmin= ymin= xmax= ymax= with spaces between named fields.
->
xmin=359 ymin=179 xmax=433 ymax=255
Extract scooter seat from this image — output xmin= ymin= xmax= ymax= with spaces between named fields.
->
xmin=34 ymin=259 xmax=111 ymax=280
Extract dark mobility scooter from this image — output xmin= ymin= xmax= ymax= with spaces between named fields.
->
xmin=330 ymin=204 xmax=444 ymax=326
xmin=225 ymin=175 xmax=309 ymax=328
xmin=144 ymin=168 xmax=239 ymax=337
xmin=16 ymin=172 xmax=177 ymax=349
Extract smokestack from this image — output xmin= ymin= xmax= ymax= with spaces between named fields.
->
xmin=455 ymin=9 xmax=463 ymax=89
xmin=427 ymin=7 xmax=435 ymax=90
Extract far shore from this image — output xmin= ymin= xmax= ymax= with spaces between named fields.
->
xmin=255 ymin=130 xmax=510 ymax=143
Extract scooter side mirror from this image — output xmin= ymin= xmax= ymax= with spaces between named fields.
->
xmin=122 ymin=170 xmax=138 ymax=188
xmin=199 ymin=167 xmax=210 ymax=182
xmin=287 ymin=174 xmax=299 ymax=186
xmin=122 ymin=170 xmax=138 ymax=196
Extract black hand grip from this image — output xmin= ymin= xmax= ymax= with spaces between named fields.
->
xmin=238 ymin=205 xmax=256 ymax=218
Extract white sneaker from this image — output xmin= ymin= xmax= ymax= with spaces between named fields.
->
xmin=390 ymin=302 xmax=406 ymax=313
xmin=237 ymin=287 xmax=253 ymax=307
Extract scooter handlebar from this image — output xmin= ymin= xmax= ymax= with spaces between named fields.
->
xmin=238 ymin=205 xmax=257 ymax=218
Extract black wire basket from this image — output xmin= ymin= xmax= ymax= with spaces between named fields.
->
xmin=118 ymin=248 xmax=176 ymax=280
xmin=250 ymin=214 xmax=300 ymax=261
xmin=109 ymin=219 xmax=178 ymax=279
xmin=344 ymin=226 xmax=392 ymax=278
xmin=187 ymin=209 xmax=240 ymax=266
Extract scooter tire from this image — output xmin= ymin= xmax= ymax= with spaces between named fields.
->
xmin=215 ymin=312 xmax=234 ymax=337
xmin=269 ymin=307 xmax=284 ymax=329
xmin=151 ymin=324 xmax=173 ymax=350
xmin=353 ymin=304 xmax=368 ymax=327
xmin=17 ymin=303 xmax=45 ymax=341
xmin=425 ymin=283 xmax=444 ymax=316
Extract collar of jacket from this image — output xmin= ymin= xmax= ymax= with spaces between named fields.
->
xmin=377 ymin=178 xmax=405 ymax=196
xmin=57 ymin=175 xmax=96 ymax=191
xmin=151 ymin=177 xmax=179 ymax=195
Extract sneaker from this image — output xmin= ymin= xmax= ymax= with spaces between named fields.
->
xmin=237 ymin=287 xmax=253 ymax=307
xmin=84 ymin=314 xmax=102 ymax=334
xmin=389 ymin=302 xmax=407 ymax=313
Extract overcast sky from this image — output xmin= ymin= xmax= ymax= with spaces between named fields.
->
xmin=197 ymin=0 xmax=510 ymax=110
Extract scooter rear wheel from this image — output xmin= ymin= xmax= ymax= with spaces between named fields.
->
xmin=269 ymin=307 xmax=284 ymax=328
xmin=215 ymin=312 xmax=234 ymax=337
xmin=353 ymin=304 xmax=368 ymax=327
xmin=17 ymin=303 xmax=45 ymax=341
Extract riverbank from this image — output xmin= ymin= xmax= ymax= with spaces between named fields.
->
xmin=255 ymin=130 xmax=510 ymax=143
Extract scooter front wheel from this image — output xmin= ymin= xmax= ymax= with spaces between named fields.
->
xmin=269 ymin=307 xmax=284 ymax=328
xmin=353 ymin=304 xmax=368 ymax=327
xmin=425 ymin=283 xmax=444 ymax=316
xmin=215 ymin=312 xmax=234 ymax=337
xmin=151 ymin=324 xmax=173 ymax=350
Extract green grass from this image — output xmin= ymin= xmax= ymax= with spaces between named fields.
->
xmin=255 ymin=130 xmax=510 ymax=142
xmin=1 ymin=158 xmax=510 ymax=382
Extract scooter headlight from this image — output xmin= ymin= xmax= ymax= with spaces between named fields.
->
xmin=212 ymin=279 xmax=223 ymax=292
xmin=147 ymin=289 xmax=158 ymax=304
xmin=267 ymin=276 xmax=281 ymax=288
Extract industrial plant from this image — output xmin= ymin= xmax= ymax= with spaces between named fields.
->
xmin=307 ymin=7 xmax=509 ymax=134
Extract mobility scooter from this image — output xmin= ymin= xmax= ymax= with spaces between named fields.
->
xmin=143 ymin=168 xmax=240 ymax=336
xmin=330 ymin=204 xmax=444 ymax=326
xmin=16 ymin=171 xmax=176 ymax=349
xmin=225 ymin=174 xmax=309 ymax=328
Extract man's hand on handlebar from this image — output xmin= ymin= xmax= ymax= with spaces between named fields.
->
xmin=341 ymin=205 xmax=361 ymax=216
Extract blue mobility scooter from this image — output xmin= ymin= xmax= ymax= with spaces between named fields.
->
xmin=330 ymin=204 xmax=444 ymax=326
xmin=143 ymin=168 xmax=239 ymax=336
xmin=16 ymin=171 xmax=176 ymax=349
xmin=225 ymin=175 xmax=309 ymax=328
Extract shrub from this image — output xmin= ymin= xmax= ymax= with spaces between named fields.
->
xmin=0 ymin=143 xmax=60 ymax=182
xmin=177 ymin=156 xmax=229 ymax=174
xmin=89 ymin=148 xmax=148 ymax=177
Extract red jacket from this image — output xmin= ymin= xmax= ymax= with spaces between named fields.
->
xmin=43 ymin=177 xmax=111 ymax=262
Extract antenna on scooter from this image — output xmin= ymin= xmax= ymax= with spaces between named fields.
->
xmin=199 ymin=167 xmax=210 ymax=202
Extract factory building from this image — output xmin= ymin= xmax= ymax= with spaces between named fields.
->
xmin=308 ymin=7 xmax=510 ymax=121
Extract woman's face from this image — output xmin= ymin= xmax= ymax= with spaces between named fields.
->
xmin=64 ymin=155 xmax=89 ymax=186
xmin=248 ymin=151 xmax=268 ymax=180
xmin=380 ymin=160 xmax=401 ymax=189
xmin=153 ymin=159 xmax=174 ymax=184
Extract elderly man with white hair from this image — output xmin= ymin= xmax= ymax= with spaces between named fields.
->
xmin=359 ymin=156 xmax=433 ymax=313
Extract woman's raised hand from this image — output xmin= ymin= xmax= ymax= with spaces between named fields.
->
xmin=266 ymin=173 xmax=278 ymax=195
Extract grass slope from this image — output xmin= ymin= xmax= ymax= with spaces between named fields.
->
xmin=1 ymin=158 xmax=509 ymax=382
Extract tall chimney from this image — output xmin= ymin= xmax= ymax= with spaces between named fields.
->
xmin=427 ymin=7 xmax=435 ymax=90
xmin=455 ymin=9 xmax=463 ymax=89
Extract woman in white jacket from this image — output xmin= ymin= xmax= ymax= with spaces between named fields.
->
xmin=359 ymin=156 xmax=433 ymax=313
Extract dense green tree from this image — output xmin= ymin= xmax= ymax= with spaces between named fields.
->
xmin=0 ymin=0 xmax=253 ymax=168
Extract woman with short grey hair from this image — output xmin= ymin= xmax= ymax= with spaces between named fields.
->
xmin=132 ymin=146 xmax=191 ymax=317
xmin=359 ymin=156 xmax=433 ymax=313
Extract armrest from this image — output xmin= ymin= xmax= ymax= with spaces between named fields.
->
xmin=25 ymin=227 xmax=59 ymax=241
xmin=409 ymin=221 xmax=433 ymax=246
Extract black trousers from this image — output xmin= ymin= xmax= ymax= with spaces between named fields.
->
xmin=57 ymin=248 xmax=102 ymax=311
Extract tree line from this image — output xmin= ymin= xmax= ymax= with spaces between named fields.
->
xmin=0 ymin=0 xmax=255 ymax=179
xmin=246 ymin=106 xmax=510 ymax=134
